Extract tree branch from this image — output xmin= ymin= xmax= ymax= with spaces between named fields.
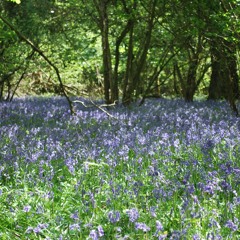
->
xmin=0 ymin=15 xmax=75 ymax=115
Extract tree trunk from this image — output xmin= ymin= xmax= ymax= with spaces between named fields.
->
xmin=184 ymin=58 xmax=198 ymax=102
xmin=208 ymin=39 xmax=239 ymax=115
xmin=208 ymin=40 xmax=223 ymax=99
xmin=184 ymin=35 xmax=203 ymax=102
xmin=99 ymin=1 xmax=112 ymax=104
xmin=113 ymin=20 xmax=133 ymax=104
xmin=122 ymin=20 xmax=134 ymax=105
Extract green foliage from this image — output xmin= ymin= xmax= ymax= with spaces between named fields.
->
xmin=0 ymin=97 xmax=239 ymax=238
xmin=1 ymin=0 xmax=239 ymax=100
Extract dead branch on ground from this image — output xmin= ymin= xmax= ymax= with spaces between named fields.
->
xmin=73 ymin=100 xmax=118 ymax=119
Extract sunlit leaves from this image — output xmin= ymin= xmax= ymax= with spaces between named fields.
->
xmin=8 ymin=0 xmax=21 ymax=4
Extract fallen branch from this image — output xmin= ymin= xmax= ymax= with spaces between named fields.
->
xmin=73 ymin=100 xmax=118 ymax=119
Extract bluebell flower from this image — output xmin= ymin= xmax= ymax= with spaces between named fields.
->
xmin=23 ymin=205 xmax=31 ymax=213
xmin=186 ymin=184 xmax=195 ymax=194
xmin=89 ymin=229 xmax=98 ymax=240
xmin=206 ymin=232 xmax=222 ymax=240
xmin=135 ymin=222 xmax=150 ymax=232
xmin=156 ymin=220 xmax=164 ymax=231
xmin=208 ymin=218 xmax=220 ymax=229
xmin=26 ymin=226 xmax=33 ymax=234
xmin=37 ymin=223 xmax=48 ymax=229
xmin=169 ymin=230 xmax=182 ymax=240
xmin=126 ymin=208 xmax=139 ymax=222
xmin=154 ymin=220 xmax=164 ymax=237
xmin=33 ymin=226 xmax=42 ymax=234
xmin=220 ymin=180 xmax=232 ymax=191
xmin=97 ymin=225 xmax=104 ymax=237
xmin=225 ymin=220 xmax=238 ymax=231
xmin=149 ymin=206 xmax=157 ymax=217
xmin=108 ymin=210 xmax=121 ymax=223
xmin=70 ymin=211 xmax=79 ymax=221
xmin=233 ymin=197 xmax=240 ymax=205
xmin=192 ymin=234 xmax=200 ymax=240
xmin=69 ymin=223 xmax=80 ymax=231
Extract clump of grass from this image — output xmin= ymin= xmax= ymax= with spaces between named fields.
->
xmin=0 ymin=97 xmax=239 ymax=239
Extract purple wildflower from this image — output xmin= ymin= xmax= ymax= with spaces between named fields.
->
xmin=126 ymin=208 xmax=139 ymax=222
xmin=31 ymin=223 xmax=49 ymax=234
xmin=208 ymin=218 xmax=220 ymax=229
xmin=186 ymin=184 xmax=195 ymax=194
xmin=23 ymin=205 xmax=31 ymax=213
xmin=193 ymin=234 xmax=200 ymax=240
xmin=70 ymin=211 xmax=79 ymax=221
xmin=135 ymin=222 xmax=150 ymax=232
xmin=150 ymin=206 xmax=157 ymax=217
xmin=192 ymin=195 xmax=199 ymax=205
xmin=169 ymin=230 xmax=182 ymax=240
xmin=220 ymin=180 xmax=232 ymax=191
xmin=97 ymin=225 xmax=104 ymax=237
xmin=84 ymin=222 xmax=93 ymax=228
xmin=26 ymin=226 xmax=33 ymax=234
xmin=89 ymin=229 xmax=98 ymax=240
xmin=154 ymin=220 xmax=164 ymax=238
xmin=234 ymin=197 xmax=240 ymax=205
xmin=38 ymin=223 xmax=48 ymax=229
xmin=156 ymin=220 xmax=164 ymax=231
xmin=225 ymin=220 xmax=238 ymax=231
xmin=108 ymin=210 xmax=121 ymax=223
xmin=36 ymin=205 xmax=44 ymax=214
xmin=206 ymin=232 xmax=222 ymax=240
xmin=158 ymin=234 xmax=168 ymax=240
xmin=69 ymin=223 xmax=80 ymax=231
xmin=33 ymin=226 xmax=42 ymax=233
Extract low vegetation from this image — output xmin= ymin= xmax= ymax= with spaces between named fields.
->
xmin=0 ymin=97 xmax=239 ymax=239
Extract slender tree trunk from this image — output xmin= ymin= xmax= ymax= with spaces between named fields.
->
xmin=122 ymin=20 xmax=134 ymax=105
xmin=224 ymin=41 xmax=239 ymax=115
xmin=113 ymin=20 xmax=132 ymax=103
xmin=184 ymin=59 xmax=198 ymax=102
xmin=208 ymin=40 xmax=223 ymax=99
xmin=184 ymin=35 xmax=203 ymax=102
xmin=99 ymin=1 xmax=113 ymax=104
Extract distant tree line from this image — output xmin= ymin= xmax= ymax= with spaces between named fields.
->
xmin=0 ymin=0 xmax=239 ymax=114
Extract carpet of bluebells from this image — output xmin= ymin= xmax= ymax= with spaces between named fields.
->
xmin=0 ymin=97 xmax=240 ymax=239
